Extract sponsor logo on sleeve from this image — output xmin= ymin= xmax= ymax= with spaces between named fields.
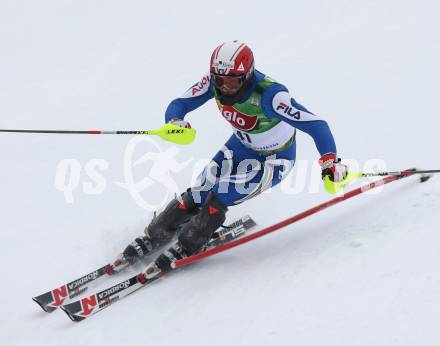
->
xmin=191 ymin=75 xmax=210 ymax=96
xmin=276 ymin=102 xmax=301 ymax=120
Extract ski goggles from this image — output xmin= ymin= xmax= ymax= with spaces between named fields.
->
xmin=211 ymin=73 xmax=246 ymax=90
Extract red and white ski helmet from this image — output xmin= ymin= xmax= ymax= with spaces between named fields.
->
xmin=210 ymin=40 xmax=254 ymax=77
xmin=210 ymin=41 xmax=255 ymax=104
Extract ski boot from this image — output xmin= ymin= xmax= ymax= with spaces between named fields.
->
xmin=112 ymin=192 xmax=198 ymax=271
xmin=154 ymin=192 xmax=227 ymax=273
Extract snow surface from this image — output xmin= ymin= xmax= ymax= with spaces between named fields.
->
xmin=1 ymin=1 xmax=439 ymax=345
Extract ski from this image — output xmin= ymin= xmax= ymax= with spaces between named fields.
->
xmin=61 ymin=263 xmax=161 ymax=321
xmin=33 ymin=215 xmax=255 ymax=313
xmin=32 ymin=265 xmax=113 ymax=313
xmin=32 ymin=251 xmax=134 ymax=312
xmin=60 ymin=215 xmax=256 ymax=322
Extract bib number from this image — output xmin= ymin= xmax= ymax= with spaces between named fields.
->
xmin=236 ymin=130 xmax=252 ymax=143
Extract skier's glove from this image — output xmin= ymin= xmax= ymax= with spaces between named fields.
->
xmin=319 ymin=153 xmax=348 ymax=182
xmin=168 ymin=118 xmax=192 ymax=129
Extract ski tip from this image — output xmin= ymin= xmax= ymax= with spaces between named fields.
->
xmin=420 ymin=174 xmax=433 ymax=183
xmin=413 ymin=167 xmax=433 ymax=183
xmin=32 ymin=297 xmax=56 ymax=313
xmin=243 ymin=215 xmax=257 ymax=229
xmin=60 ymin=306 xmax=84 ymax=322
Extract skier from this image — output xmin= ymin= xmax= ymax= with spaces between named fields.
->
xmin=121 ymin=40 xmax=348 ymax=272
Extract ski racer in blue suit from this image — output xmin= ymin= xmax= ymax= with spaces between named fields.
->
xmin=121 ymin=41 xmax=348 ymax=272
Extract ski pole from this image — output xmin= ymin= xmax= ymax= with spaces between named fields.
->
xmin=0 ymin=123 xmax=196 ymax=145
xmin=323 ymin=168 xmax=436 ymax=194
xmin=173 ymin=167 xmax=430 ymax=269
xmin=360 ymin=169 xmax=440 ymax=178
